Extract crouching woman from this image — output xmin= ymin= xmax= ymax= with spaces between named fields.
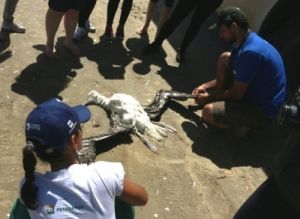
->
xmin=19 ymin=98 xmax=148 ymax=218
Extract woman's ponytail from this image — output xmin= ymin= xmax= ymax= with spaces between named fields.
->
xmin=20 ymin=142 xmax=38 ymax=209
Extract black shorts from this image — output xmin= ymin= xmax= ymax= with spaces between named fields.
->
xmin=48 ymin=0 xmax=83 ymax=12
xmin=212 ymin=101 xmax=269 ymax=128
xmin=150 ymin=0 xmax=174 ymax=7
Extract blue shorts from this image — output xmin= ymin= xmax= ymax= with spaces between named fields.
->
xmin=48 ymin=0 xmax=83 ymax=12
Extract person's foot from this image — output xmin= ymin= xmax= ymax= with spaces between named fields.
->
xmin=115 ymin=25 xmax=124 ymax=40
xmin=136 ymin=27 xmax=148 ymax=36
xmin=73 ymin=27 xmax=88 ymax=41
xmin=84 ymin=20 xmax=96 ymax=33
xmin=176 ymin=48 xmax=185 ymax=63
xmin=142 ymin=42 xmax=161 ymax=54
xmin=64 ymin=42 xmax=81 ymax=56
xmin=2 ymin=22 xmax=26 ymax=33
xmin=104 ymin=26 xmax=114 ymax=39
xmin=45 ymin=45 xmax=58 ymax=59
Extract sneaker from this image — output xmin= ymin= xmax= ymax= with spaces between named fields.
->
xmin=84 ymin=20 xmax=96 ymax=33
xmin=115 ymin=26 xmax=124 ymax=40
xmin=142 ymin=42 xmax=161 ymax=54
xmin=73 ymin=27 xmax=87 ymax=41
xmin=104 ymin=26 xmax=114 ymax=39
xmin=2 ymin=22 xmax=26 ymax=33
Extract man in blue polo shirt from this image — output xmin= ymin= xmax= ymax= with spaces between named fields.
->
xmin=192 ymin=7 xmax=286 ymax=129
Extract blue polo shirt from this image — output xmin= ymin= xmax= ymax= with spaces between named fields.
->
xmin=230 ymin=32 xmax=287 ymax=118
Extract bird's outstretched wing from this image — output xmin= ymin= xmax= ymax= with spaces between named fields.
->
xmin=77 ymin=127 xmax=130 ymax=164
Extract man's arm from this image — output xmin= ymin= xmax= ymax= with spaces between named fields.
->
xmin=195 ymin=80 xmax=249 ymax=105
xmin=192 ymin=79 xmax=217 ymax=96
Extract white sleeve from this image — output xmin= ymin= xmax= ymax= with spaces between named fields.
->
xmin=92 ymin=161 xmax=125 ymax=197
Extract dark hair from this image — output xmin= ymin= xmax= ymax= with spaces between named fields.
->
xmin=20 ymin=144 xmax=38 ymax=210
xmin=21 ymin=128 xmax=81 ymax=209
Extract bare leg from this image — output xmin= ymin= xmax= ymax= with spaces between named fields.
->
xmin=138 ymin=0 xmax=156 ymax=35
xmin=45 ymin=8 xmax=63 ymax=58
xmin=155 ymin=5 xmax=172 ymax=38
xmin=202 ymin=104 xmax=229 ymax=128
xmin=64 ymin=9 xmax=80 ymax=56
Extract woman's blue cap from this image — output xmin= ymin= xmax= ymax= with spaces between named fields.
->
xmin=25 ymin=98 xmax=91 ymax=152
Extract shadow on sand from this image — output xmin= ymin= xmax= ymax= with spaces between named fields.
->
xmin=170 ymin=100 xmax=291 ymax=175
xmin=0 ymin=30 xmax=12 ymax=64
xmin=11 ymin=37 xmax=83 ymax=104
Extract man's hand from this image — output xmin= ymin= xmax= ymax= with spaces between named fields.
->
xmin=194 ymin=92 xmax=209 ymax=106
xmin=192 ymin=85 xmax=206 ymax=96
xmin=192 ymin=85 xmax=209 ymax=105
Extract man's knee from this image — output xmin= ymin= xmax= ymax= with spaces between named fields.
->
xmin=202 ymin=104 xmax=214 ymax=124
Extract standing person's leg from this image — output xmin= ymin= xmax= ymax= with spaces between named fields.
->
xmin=142 ymin=0 xmax=195 ymax=54
xmin=64 ymin=9 xmax=80 ymax=56
xmin=78 ymin=0 xmax=97 ymax=29
xmin=74 ymin=0 xmax=97 ymax=40
xmin=155 ymin=0 xmax=174 ymax=38
xmin=105 ymin=0 xmax=120 ymax=38
xmin=116 ymin=0 xmax=133 ymax=40
xmin=45 ymin=8 xmax=64 ymax=58
xmin=2 ymin=0 xmax=25 ymax=33
xmin=137 ymin=0 xmax=157 ymax=35
xmin=177 ymin=0 xmax=223 ymax=62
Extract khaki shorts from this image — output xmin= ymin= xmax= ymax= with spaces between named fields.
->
xmin=212 ymin=101 xmax=270 ymax=127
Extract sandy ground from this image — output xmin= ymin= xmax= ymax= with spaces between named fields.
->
xmin=0 ymin=0 xmax=291 ymax=218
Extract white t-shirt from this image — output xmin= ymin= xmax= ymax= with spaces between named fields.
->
xmin=20 ymin=161 xmax=125 ymax=219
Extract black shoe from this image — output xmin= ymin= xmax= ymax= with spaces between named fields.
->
xmin=104 ymin=26 xmax=114 ymax=39
xmin=115 ymin=26 xmax=124 ymax=40
xmin=176 ymin=48 xmax=185 ymax=63
xmin=142 ymin=42 xmax=161 ymax=54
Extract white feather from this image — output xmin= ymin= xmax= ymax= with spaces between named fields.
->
xmin=87 ymin=90 xmax=170 ymax=141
